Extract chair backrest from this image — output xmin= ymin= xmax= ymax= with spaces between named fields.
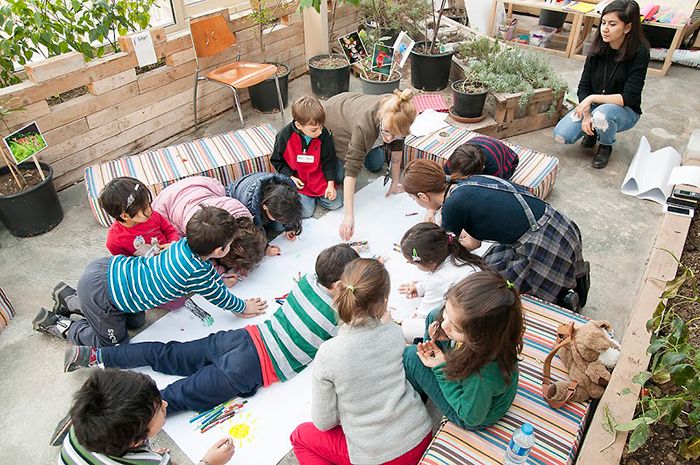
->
xmin=189 ymin=12 xmax=237 ymax=58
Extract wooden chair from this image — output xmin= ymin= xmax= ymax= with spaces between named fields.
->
xmin=189 ymin=12 xmax=285 ymax=128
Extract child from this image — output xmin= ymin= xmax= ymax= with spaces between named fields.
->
xmin=271 ymin=95 xmax=342 ymax=219
xmin=33 ymin=206 xmax=268 ymax=348
xmin=445 ymin=135 xmax=520 ymax=180
xmin=402 ymin=271 xmax=523 ymax=430
xmin=226 ymin=172 xmax=303 ymax=240
xmin=99 ymin=177 xmax=180 ymax=257
xmin=152 ymin=176 xmax=277 ymax=276
xmin=397 ymin=223 xmax=483 ymax=342
xmin=291 ymin=259 xmax=432 ymax=465
xmin=58 ymin=369 xmax=234 ymax=465
xmin=63 ymin=244 xmax=360 ymax=413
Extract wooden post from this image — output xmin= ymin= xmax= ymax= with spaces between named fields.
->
xmin=303 ymin=2 xmax=330 ymax=58
xmin=31 ymin=155 xmax=45 ymax=181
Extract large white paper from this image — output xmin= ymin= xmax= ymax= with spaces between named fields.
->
xmin=621 ymin=136 xmax=682 ymax=205
xmin=409 ymin=109 xmax=450 ymax=137
xmin=130 ymin=179 xmax=489 ymax=464
xmin=668 ymin=166 xmax=700 ymax=187
xmin=131 ymin=31 xmax=158 ymax=68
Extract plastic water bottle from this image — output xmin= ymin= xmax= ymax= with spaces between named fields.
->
xmin=504 ymin=423 xmax=535 ymax=464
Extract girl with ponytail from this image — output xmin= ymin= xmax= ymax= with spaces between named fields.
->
xmin=398 ymin=222 xmax=484 ymax=341
xmin=323 ymin=89 xmax=418 ymax=241
xmin=403 ymin=271 xmax=524 ymax=430
xmin=291 ymin=258 xmax=432 ymax=465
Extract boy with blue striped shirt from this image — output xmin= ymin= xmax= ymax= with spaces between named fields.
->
xmin=33 ymin=206 xmax=267 ymax=347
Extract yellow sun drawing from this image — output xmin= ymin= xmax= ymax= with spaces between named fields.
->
xmin=227 ymin=412 xmax=258 ymax=448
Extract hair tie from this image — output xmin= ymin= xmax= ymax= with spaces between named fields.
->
xmin=446 ymin=233 xmax=455 ymax=244
xmin=506 ymin=280 xmax=515 ymax=290
xmin=346 ymin=284 xmax=355 ymax=293
xmin=126 ymin=184 xmax=140 ymax=208
xmin=411 ymin=248 xmax=422 ymax=262
xmin=445 ymin=174 xmax=452 ymax=183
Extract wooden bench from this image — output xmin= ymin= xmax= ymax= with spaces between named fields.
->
xmin=84 ymin=124 xmax=277 ymax=227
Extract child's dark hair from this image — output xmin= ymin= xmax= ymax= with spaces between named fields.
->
xmin=262 ymin=181 xmax=303 ymax=236
xmin=401 ymin=223 xmax=484 ymax=270
xmin=590 ymin=0 xmax=649 ymax=62
xmin=186 ymin=206 xmax=238 ymax=256
xmin=446 ymin=144 xmax=485 ymax=178
xmin=70 ymin=369 xmax=161 ymax=457
xmin=218 ymin=217 xmax=267 ymax=274
xmin=99 ymin=177 xmax=152 ymax=223
xmin=315 ymin=244 xmax=360 ymax=289
xmin=334 ymin=258 xmax=390 ymax=326
xmin=442 ymin=271 xmax=524 ymax=383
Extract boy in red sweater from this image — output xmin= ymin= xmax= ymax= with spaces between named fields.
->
xmin=271 ymin=95 xmax=343 ymax=218
xmin=100 ymin=177 xmax=180 ymax=257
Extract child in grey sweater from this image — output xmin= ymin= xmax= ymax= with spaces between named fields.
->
xmin=290 ymin=258 xmax=432 ymax=465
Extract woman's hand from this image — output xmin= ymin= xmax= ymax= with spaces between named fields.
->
xmin=384 ymin=181 xmax=403 ymax=198
xmin=416 ymin=341 xmax=446 ymax=368
xmin=424 ymin=209 xmax=436 ymax=223
xmin=284 ymin=231 xmax=297 ymax=241
xmin=325 ymin=183 xmax=337 ymax=201
xmin=339 ymin=215 xmax=354 ymax=241
xmin=574 ymin=96 xmax=593 ymax=119
xmin=201 ymin=437 xmax=235 ymax=465
xmin=290 ymin=176 xmax=305 ymax=190
xmin=581 ymin=114 xmax=595 ymax=136
xmin=398 ymin=282 xmax=418 ymax=299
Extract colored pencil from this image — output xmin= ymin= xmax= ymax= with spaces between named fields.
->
xmin=405 ymin=212 xmax=419 ymax=216
xmin=201 ymin=411 xmax=237 ymax=433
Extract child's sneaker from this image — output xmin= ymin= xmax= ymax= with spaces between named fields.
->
xmin=32 ymin=308 xmax=72 ymax=340
xmin=64 ymin=346 xmax=100 ymax=372
xmin=52 ymin=281 xmax=79 ymax=317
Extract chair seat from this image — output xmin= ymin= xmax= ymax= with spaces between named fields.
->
xmin=206 ymin=62 xmax=277 ymax=88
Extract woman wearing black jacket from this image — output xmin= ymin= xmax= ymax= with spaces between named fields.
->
xmin=553 ymin=0 xmax=650 ymax=169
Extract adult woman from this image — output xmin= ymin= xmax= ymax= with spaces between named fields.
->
xmin=553 ymin=0 xmax=650 ymax=169
xmin=323 ymin=89 xmax=418 ymax=240
xmin=401 ymin=159 xmax=589 ymax=311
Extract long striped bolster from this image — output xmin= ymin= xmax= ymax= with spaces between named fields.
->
xmin=84 ymin=124 xmax=277 ymax=227
xmin=419 ymin=296 xmax=591 ymax=465
xmin=403 ymin=126 xmax=559 ymax=200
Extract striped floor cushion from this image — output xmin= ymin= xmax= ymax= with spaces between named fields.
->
xmin=84 ymin=124 xmax=277 ymax=227
xmin=419 ymin=296 xmax=591 ymax=465
xmin=403 ymin=125 xmax=559 ymax=200
xmin=0 ymin=287 xmax=15 ymax=333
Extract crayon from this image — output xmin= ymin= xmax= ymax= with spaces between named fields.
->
xmin=405 ymin=212 xmax=419 ymax=216
xmin=201 ymin=411 xmax=237 ymax=433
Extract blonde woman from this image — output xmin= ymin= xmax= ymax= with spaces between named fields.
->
xmin=323 ymin=89 xmax=418 ymax=240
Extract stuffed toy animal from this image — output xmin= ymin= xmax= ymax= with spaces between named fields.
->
xmin=544 ymin=320 xmax=620 ymax=405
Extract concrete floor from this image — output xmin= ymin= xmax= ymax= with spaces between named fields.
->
xmin=0 ymin=55 xmax=698 ymax=465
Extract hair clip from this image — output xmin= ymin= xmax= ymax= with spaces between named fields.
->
xmin=445 ymin=174 xmax=452 ymax=183
xmin=506 ymin=280 xmax=515 ymax=290
xmin=411 ymin=248 xmax=422 ymax=262
xmin=125 ymin=184 xmax=140 ymax=208
xmin=346 ymin=284 xmax=355 ymax=293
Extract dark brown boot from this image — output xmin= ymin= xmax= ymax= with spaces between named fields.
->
xmin=592 ymin=144 xmax=612 ymax=169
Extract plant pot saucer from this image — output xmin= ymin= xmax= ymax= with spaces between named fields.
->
xmin=449 ymin=106 xmax=486 ymax=124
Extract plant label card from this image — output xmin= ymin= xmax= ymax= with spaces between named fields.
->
xmin=338 ymin=30 xmax=368 ymax=64
xmin=131 ymin=31 xmax=158 ymax=68
xmin=371 ymin=44 xmax=394 ymax=75
xmin=392 ymin=31 xmax=415 ymax=68
xmin=2 ymin=121 xmax=47 ymax=165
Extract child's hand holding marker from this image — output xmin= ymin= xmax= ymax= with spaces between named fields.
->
xmin=285 ymin=231 xmax=297 ymax=241
xmin=201 ymin=437 xmax=235 ymax=465
xmin=398 ymin=282 xmax=419 ymax=299
xmin=221 ymin=272 xmax=241 ymax=288
xmin=266 ymin=244 xmax=282 ymax=256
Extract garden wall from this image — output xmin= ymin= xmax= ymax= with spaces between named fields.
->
xmin=0 ymin=4 xmax=361 ymax=190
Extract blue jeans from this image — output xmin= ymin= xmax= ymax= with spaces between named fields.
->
xmin=299 ymin=193 xmax=344 ymax=218
xmin=553 ymin=104 xmax=640 ymax=146
xmin=335 ymin=147 xmax=386 ymax=181
xmin=100 ymin=329 xmax=263 ymax=413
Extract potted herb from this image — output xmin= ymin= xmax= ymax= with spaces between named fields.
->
xmin=451 ymin=71 xmax=488 ymax=120
xmin=301 ymin=0 xmax=360 ymax=99
xmin=248 ymin=0 xmax=291 ymax=113
xmin=409 ymin=0 xmax=454 ymax=91
xmin=0 ymin=100 xmax=63 ymax=237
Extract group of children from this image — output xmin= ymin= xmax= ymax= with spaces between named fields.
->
xmin=35 ymin=92 xmax=552 ymax=465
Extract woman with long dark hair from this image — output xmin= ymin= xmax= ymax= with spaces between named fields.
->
xmin=553 ymin=0 xmax=650 ymax=169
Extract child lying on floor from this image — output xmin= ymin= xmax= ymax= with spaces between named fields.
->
xmin=63 ymin=244 xmax=360 ymax=414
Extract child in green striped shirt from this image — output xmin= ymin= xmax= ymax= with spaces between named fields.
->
xmin=58 ymin=369 xmax=234 ymax=465
xmin=64 ymin=244 xmax=360 ymax=414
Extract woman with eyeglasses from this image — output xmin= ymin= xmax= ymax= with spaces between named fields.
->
xmin=323 ymin=89 xmax=418 ymax=240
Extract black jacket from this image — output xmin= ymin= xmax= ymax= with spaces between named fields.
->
xmin=270 ymin=121 xmax=337 ymax=182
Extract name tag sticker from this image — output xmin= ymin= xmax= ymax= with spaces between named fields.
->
xmin=297 ymin=154 xmax=314 ymax=163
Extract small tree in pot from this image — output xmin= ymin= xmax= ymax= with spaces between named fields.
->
xmin=408 ymin=0 xmax=454 ymax=91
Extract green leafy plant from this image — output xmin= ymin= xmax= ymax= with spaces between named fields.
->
xmin=249 ymin=0 xmax=284 ymax=63
xmin=616 ymin=255 xmax=700 ymax=459
xmin=0 ymin=0 xmax=157 ymax=88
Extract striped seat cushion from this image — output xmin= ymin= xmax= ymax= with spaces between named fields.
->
xmin=419 ymin=296 xmax=591 ymax=465
xmin=84 ymin=124 xmax=277 ymax=227
xmin=0 ymin=287 xmax=15 ymax=333
xmin=403 ymin=125 xmax=559 ymax=200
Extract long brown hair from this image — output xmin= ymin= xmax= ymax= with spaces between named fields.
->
xmin=402 ymin=158 xmax=465 ymax=196
xmin=218 ymin=217 xmax=267 ymax=274
xmin=400 ymin=222 xmax=484 ymax=270
xmin=590 ymin=0 xmax=649 ymax=62
xmin=443 ymin=271 xmax=523 ymax=383
xmin=334 ymin=258 xmax=390 ymax=326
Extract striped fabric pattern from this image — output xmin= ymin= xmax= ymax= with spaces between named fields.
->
xmin=258 ymin=274 xmax=339 ymax=382
xmin=59 ymin=427 xmax=169 ymax=465
xmin=108 ymin=238 xmax=245 ymax=314
xmin=403 ymin=125 xmax=559 ymax=200
xmin=0 ymin=287 xmax=15 ymax=333
xmin=419 ymin=296 xmax=590 ymax=465
xmin=84 ymin=124 xmax=277 ymax=227
xmin=413 ymin=94 xmax=450 ymax=113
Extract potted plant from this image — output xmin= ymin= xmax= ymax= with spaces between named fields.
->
xmin=301 ymin=0 xmax=360 ymax=99
xmin=247 ymin=0 xmax=291 ymax=113
xmin=409 ymin=0 xmax=454 ymax=91
xmin=451 ymin=70 xmax=488 ymax=121
xmin=357 ymin=0 xmax=402 ymax=47
xmin=439 ymin=0 xmax=468 ymax=25
xmin=0 ymin=100 xmax=63 ymax=237
xmin=355 ymin=30 xmax=402 ymax=95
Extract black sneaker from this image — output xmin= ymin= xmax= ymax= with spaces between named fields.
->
xmin=581 ymin=133 xmax=597 ymax=149
xmin=576 ymin=261 xmax=591 ymax=308
xmin=32 ymin=308 xmax=72 ymax=340
xmin=64 ymin=346 xmax=98 ymax=373
xmin=49 ymin=413 xmax=72 ymax=447
xmin=52 ymin=282 xmax=79 ymax=317
xmin=592 ymin=144 xmax=612 ymax=169
xmin=559 ymin=289 xmax=581 ymax=313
